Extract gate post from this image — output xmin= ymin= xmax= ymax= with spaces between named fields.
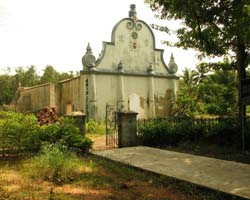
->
xmin=117 ymin=111 xmax=138 ymax=148
xmin=65 ymin=111 xmax=86 ymax=136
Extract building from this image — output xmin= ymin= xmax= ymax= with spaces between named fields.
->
xmin=14 ymin=4 xmax=179 ymax=120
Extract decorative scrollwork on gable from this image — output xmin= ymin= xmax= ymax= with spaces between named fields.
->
xmin=127 ymin=21 xmax=134 ymax=30
xmin=126 ymin=20 xmax=142 ymax=31
xmin=135 ymin=22 xmax=142 ymax=31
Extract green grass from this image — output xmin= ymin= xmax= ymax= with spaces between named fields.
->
xmin=0 ymin=154 xmax=246 ymax=200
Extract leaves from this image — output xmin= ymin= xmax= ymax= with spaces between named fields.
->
xmin=146 ymin=0 xmax=250 ymax=64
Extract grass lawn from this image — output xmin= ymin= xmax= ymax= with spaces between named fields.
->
xmin=0 ymin=154 xmax=239 ymax=200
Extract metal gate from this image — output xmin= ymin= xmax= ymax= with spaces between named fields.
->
xmin=105 ymin=103 xmax=118 ymax=147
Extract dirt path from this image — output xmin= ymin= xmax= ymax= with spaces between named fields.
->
xmin=88 ymin=135 xmax=114 ymax=150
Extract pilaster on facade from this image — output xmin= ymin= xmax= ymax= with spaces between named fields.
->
xmin=88 ymin=73 xmax=98 ymax=120
xmin=148 ymin=75 xmax=155 ymax=119
xmin=117 ymin=61 xmax=125 ymax=111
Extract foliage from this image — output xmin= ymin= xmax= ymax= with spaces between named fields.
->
xmin=146 ymin=0 xmax=250 ymax=58
xmin=205 ymin=118 xmax=240 ymax=147
xmin=0 ymin=74 xmax=18 ymax=105
xmin=0 ymin=111 xmax=92 ymax=156
xmin=173 ymin=63 xmax=239 ymax=116
xmin=198 ymin=70 xmax=238 ymax=115
xmin=40 ymin=65 xmax=74 ymax=84
xmin=173 ymin=66 xmax=207 ymax=116
xmin=138 ymin=117 xmax=250 ymax=149
xmin=146 ymin=0 xmax=250 ymax=118
xmin=15 ymin=65 xmax=40 ymax=87
xmin=24 ymin=143 xmax=82 ymax=184
xmin=0 ymin=111 xmax=41 ymax=155
xmin=37 ymin=106 xmax=58 ymax=126
xmin=139 ymin=118 xmax=203 ymax=146
xmin=40 ymin=117 xmax=93 ymax=154
xmin=86 ymin=119 xmax=99 ymax=134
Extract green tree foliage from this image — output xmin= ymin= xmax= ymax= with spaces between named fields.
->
xmin=146 ymin=0 xmax=250 ymax=115
xmin=198 ymin=70 xmax=238 ymax=115
xmin=40 ymin=65 xmax=74 ymax=84
xmin=40 ymin=65 xmax=60 ymax=84
xmin=174 ymin=61 xmax=238 ymax=116
xmin=173 ymin=68 xmax=201 ymax=116
xmin=15 ymin=65 xmax=40 ymax=87
xmin=0 ymin=74 xmax=17 ymax=105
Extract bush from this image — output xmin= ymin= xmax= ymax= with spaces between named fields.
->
xmin=24 ymin=143 xmax=82 ymax=184
xmin=0 ymin=111 xmax=92 ymax=155
xmin=0 ymin=111 xmax=41 ymax=155
xmin=86 ymin=119 xmax=99 ymax=134
xmin=40 ymin=117 xmax=92 ymax=154
xmin=139 ymin=120 xmax=183 ymax=146
xmin=204 ymin=118 xmax=240 ymax=147
xmin=138 ymin=117 xmax=243 ymax=148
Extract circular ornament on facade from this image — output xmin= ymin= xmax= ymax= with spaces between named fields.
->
xmin=168 ymin=62 xmax=178 ymax=74
xmin=131 ymin=32 xmax=138 ymax=39
xmin=82 ymin=54 xmax=96 ymax=69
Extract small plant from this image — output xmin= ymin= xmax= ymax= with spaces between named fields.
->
xmin=25 ymin=143 xmax=82 ymax=184
xmin=86 ymin=119 xmax=99 ymax=134
xmin=37 ymin=106 xmax=58 ymax=126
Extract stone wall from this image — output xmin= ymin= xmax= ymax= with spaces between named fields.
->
xmin=82 ymin=71 xmax=178 ymax=120
xmin=56 ymin=76 xmax=84 ymax=115
xmin=16 ymin=83 xmax=55 ymax=113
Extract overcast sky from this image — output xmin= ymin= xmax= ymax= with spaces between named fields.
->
xmin=0 ymin=0 xmax=199 ymax=75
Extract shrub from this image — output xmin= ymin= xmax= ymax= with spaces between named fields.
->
xmin=37 ymin=106 xmax=58 ymax=126
xmin=0 ymin=111 xmax=92 ymax=155
xmin=40 ymin=117 xmax=92 ymax=154
xmin=24 ymin=143 xmax=82 ymax=183
xmin=0 ymin=111 xmax=41 ymax=155
xmin=139 ymin=117 xmax=248 ymax=149
xmin=86 ymin=119 xmax=99 ymax=134
xmin=204 ymin=118 xmax=240 ymax=147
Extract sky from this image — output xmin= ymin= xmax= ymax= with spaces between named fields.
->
xmin=0 ymin=0 xmax=199 ymax=75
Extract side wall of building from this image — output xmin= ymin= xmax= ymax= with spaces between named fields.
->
xmin=16 ymin=83 xmax=55 ymax=113
xmin=56 ymin=76 xmax=84 ymax=115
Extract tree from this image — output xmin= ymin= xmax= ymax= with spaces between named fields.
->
xmin=0 ymin=74 xmax=17 ymax=105
xmin=40 ymin=65 xmax=60 ymax=84
xmin=40 ymin=65 xmax=75 ymax=84
xmin=198 ymin=69 xmax=238 ymax=115
xmin=173 ymin=68 xmax=202 ymax=116
xmin=15 ymin=65 xmax=40 ymax=87
xmin=146 ymin=0 xmax=250 ymax=149
xmin=146 ymin=0 xmax=250 ymax=114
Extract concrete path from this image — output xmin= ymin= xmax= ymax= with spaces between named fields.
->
xmin=92 ymin=146 xmax=250 ymax=199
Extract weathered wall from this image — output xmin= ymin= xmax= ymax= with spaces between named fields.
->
xmin=16 ymin=83 xmax=55 ymax=112
xmin=96 ymin=18 xmax=173 ymax=75
xmin=83 ymin=72 xmax=178 ymax=120
xmin=56 ymin=76 xmax=84 ymax=115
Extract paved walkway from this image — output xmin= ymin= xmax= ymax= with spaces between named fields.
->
xmin=92 ymin=146 xmax=250 ymax=199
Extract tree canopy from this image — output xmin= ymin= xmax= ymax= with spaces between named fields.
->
xmin=146 ymin=0 xmax=250 ymax=118
xmin=146 ymin=0 xmax=250 ymax=62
